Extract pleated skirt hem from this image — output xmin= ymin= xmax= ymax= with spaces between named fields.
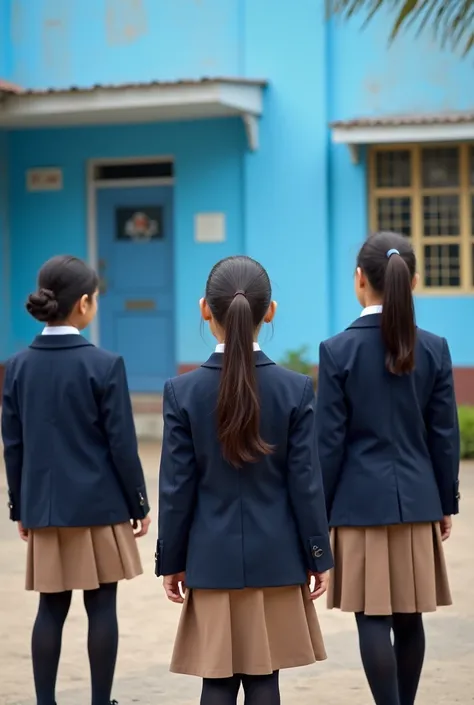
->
xmin=26 ymin=522 xmax=143 ymax=592
xmin=170 ymin=656 xmax=321 ymax=680
xmin=327 ymin=522 xmax=452 ymax=616
xmin=170 ymin=585 xmax=327 ymax=678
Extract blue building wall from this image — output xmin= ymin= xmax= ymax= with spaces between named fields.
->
xmin=0 ymin=132 xmax=9 ymax=361
xmin=1 ymin=2 xmax=473 ymax=369
xmin=0 ymin=0 xmax=8 ymax=358
xmin=0 ymin=1 xmax=8 ymax=79
xmin=327 ymin=11 xmax=474 ymax=364
xmin=4 ymin=0 xmax=331 ymax=367
xmin=7 ymin=0 xmax=244 ymax=89
xmin=8 ymin=119 xmax=246 ymax=363
xmin=243 ymin=0 xmax=329 ymax=361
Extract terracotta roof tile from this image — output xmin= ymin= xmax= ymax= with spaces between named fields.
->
xmin=0 ymin=77 xmax=266 ymax=98
xmin=0 ymin=79 xmax=23 ymax=95
xmin=331 ymin=111 xmax=474 ymax=128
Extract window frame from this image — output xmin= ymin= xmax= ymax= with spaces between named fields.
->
xmin=368 ymin=142 xmax=474 ymax=296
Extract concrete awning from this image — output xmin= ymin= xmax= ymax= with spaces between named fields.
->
xmin=330 ymin=110 xmax=474 ymax=163
xmin=0 ymin=77 xmax=267 ymax=150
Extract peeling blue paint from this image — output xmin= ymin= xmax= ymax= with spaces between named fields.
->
xmin=327 ymin=11 xmax=474 ymax=119
xmin=7 ymin=0 xmax=243 ymax=89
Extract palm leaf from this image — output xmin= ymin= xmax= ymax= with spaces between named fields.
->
xmin=326 ymin=0 xmax=474 ymax=55
xmin=391 ymin=0 xmax=418 ymax=36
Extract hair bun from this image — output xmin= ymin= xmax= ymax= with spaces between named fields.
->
xmin=26 ymin=288 xmax=59 ymax=322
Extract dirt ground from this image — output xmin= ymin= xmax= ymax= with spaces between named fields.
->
xmin=1 ymin=443 xmax=473 ymax=705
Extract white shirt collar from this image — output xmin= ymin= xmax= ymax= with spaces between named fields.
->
xmin=215 ymin=342 xmax=261 ymax=353
xmin=42 ymin=326 xmax=80 ymax=335
xmin=360 ymin=305 xmax=383 ymax=317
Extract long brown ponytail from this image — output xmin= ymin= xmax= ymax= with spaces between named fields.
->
xmin=205 ymin=256 xmax=273 ymax=467
xmin=357 ymin=232 xmax=416 ymax=375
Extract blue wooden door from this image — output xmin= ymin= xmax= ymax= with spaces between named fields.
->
xmin=97 ymin=186 xmax=174 ymax=392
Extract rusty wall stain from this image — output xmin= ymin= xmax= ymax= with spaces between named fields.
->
xmin=106 ymin=0 xmax=148 ymax=46
xmin=10 ymin=0 xmax=24 ymax=45
xmin=364 ymin=80 xmax=381 ymax=96
xmin=41 ymin=0 xmax=71 ymax=83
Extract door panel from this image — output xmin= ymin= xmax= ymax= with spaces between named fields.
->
xmin=97 ymin=185 xmax=174 ymax=392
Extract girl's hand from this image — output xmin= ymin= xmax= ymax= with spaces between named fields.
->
xmin=163 ymin=573 xmax=186 ymax=604
xmin=132 ymin=514 xmax=151 ymax=538
xmin=17 ymin=521 xmax=28 ymax=542
xmin=308 ymin=570 xmax=329 ymax=600
xmin=440 ymin=515 xmax=452 ymax=541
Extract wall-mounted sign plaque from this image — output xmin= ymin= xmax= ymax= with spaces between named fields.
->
xmin=26 ymin=168 xmax=63 ymax=191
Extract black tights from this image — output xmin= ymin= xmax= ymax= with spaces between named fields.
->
xmin=31 ymin=582 xmax=118 ymax=705
xmin=201 ymin=671 xmax=280 ymax=705
xmin=356 ymin=613 xmax=425 ymax=705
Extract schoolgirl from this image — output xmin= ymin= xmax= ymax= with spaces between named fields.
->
xmin=316 ymin=232 xmax=460 ymax=705
xmin=156 ymin=255 xmax=332 ymax=704
xmin=2 ymin=255 xmax=150 ymax=705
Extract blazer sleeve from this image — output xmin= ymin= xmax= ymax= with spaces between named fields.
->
xmin=287 ymin=377 xmax=333 ymax=574
xmin=100 ymin=356 xmax=150 ymax=519
xmin=1 ymin=362 xmax=23 ymax=521
xmin=315 ymin=341 xmax=348 ymax=514
xmin=156 ymin=379 xmax=198 ymax=577
xmin=425 ymin=338 xmax=460 ymax=515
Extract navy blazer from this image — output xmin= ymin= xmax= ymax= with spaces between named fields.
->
xmin=316 ymin=314 xmax=460 ymax=527
xmin=156 ymin=351 xmax=332 ymax=590
xmin=2 ymin=334 xmax=150 ymax=529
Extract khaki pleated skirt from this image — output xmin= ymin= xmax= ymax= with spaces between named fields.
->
xmin=327 ymin=522 xmax=452 ymax=616
xmin=170 ymin=585 xmax=326 ymax=678
xmin=26 ymin=522 xmax=143 ymax=593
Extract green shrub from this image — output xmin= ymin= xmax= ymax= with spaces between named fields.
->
xmin=458 ymin=406 xmax=474 ymax=459
xmin=280 ymin=346 xmax=317 ymax=389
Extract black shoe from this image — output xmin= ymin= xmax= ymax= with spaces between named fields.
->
xmin=110 ymin=701 xmax=119 ymax=705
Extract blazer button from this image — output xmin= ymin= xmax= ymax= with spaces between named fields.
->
xmin=139 ymin=493 xmax=145 ymax=507
xmin=312 ymin=545 xmax=323 ymax=559
xmin=456 ymin=491 xmax=461 ymax=500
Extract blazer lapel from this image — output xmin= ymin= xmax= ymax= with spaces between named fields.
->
xmin=29 ymin=335 xmax=94 ymax=350
xmin=201 ymin=351 xmax=276 ymax=370
xmin=346 ymin=314 xmax=382 ymax=330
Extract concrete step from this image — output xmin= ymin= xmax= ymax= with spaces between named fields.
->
xmin=131 ymin=394 xmax=163 ymax=441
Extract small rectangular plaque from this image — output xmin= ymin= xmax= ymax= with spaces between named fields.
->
xmin=125 ymin=299 xmax=156 ymax=311
xmin=26 ymin=168 xmax=63 ymax=192
xmin=195 ymin=212 xmax=226 ymax=243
